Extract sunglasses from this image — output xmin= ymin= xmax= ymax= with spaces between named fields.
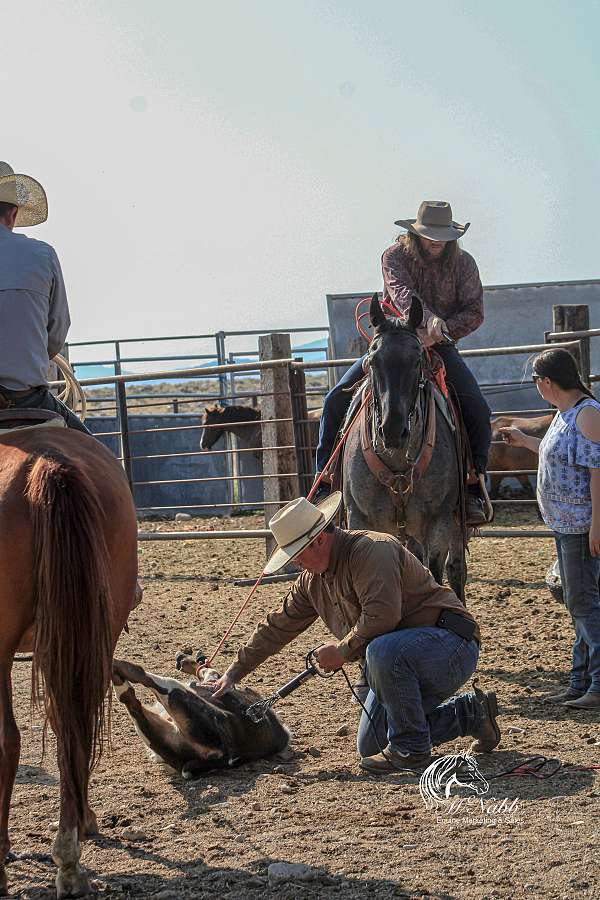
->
xmin=532 ymin=374 xmax=543 ymax=383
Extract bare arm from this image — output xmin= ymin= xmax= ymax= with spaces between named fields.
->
xmin=497 ymin=427 xmax=542 ymax=453
xmin=589 ymin=469 xmax=600 ymax=557
xmin=577 ymin=406 xmax=600 ymax=556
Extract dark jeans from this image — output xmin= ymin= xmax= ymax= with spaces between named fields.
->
xmin=316 ymin=344 xmax=491 ymax=475
xmin=555 ymin=531 xmax=600 ymax=692
xmin=356 ymin=627 xmax=480 ymax=756
xmin=7 ymin=387 xmax=92 ymax=435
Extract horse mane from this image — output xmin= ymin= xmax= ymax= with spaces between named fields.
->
xmin=204 ymin=403 xmax=260 ymax=423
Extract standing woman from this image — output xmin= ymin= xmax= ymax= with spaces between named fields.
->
xmin=500 ymin=348 xmax=600 ymax=709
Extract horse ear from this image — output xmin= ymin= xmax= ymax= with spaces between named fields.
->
xmin=369 ymin=294 xmax=386 ymax=330
xmin=406 ymin=293 xmax=424 ymax=331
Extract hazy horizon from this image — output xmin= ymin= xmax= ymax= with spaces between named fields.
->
xmin=4 ymin=1 xmax=599 ymax=344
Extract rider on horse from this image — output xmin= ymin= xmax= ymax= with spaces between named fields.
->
xmin=0 ymin=162 xmax=91 ymax=433
xmin=315 ymin=200 xmax=491 ymax=526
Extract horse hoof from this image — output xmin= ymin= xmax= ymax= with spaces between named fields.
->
xmin=56 ymin=868 xmax=95 ymax=898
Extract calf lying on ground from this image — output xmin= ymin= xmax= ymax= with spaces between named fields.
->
xmin=112 ymin=656 xmax=289 ymax=779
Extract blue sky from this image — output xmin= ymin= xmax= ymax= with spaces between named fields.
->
xmin=3 ymin=0 xmax=599 ymax=344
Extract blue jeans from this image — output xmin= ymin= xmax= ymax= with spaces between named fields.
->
xmin=316 ymin=345 xmax=491 ymax=475
xmin=555 ymin=531 xmax=600 ymax=692
xmin=8 ymin=386 xmax=92 ymax=435
xmin=356 ymin=627 xmax=480 ymax=756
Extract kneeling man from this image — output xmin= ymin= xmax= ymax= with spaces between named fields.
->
xmin=211 ymin=493 xmax=500 ymax=772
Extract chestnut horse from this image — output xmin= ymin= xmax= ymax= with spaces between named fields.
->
xmin=0 ymin=424 xmax=138 ymax=898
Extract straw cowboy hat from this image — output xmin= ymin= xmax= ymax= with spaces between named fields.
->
xmin=263 ymin=492 xmax=343 ymax=575
xmin=395 ymin=200 xmax=469 ymax=242
xmin=0 ymin=161 xmax=47 ymax=227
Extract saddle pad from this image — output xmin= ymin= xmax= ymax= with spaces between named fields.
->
xmin=433 ymin=385 xmax=456 ymax=432
xmin=0 ymin=417 xmax=66 ymax=436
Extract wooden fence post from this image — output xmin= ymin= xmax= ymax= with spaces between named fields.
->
xmin=547 ymin=305 xmax=590 ymax=387
xmin=289 ymin=364 xmax=313 ymax=497
xmin=259 ymin=333 xmax=301 ymax=559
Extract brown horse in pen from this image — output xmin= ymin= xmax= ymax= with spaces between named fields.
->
xmin=0 ymin=420 xmax=138 ymax=898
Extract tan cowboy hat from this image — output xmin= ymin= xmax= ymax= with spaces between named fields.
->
xmin=0 ymin=161 xmax=48 ymax=227
xmin=263 ymin=491 xmax=343 ymax=575
xmin=395 ymin=200 xmax=469 ymax=242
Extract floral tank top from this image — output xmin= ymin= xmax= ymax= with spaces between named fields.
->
xmin=537 ymin=397 xmax=600 ymax=534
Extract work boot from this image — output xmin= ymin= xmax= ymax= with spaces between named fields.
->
xmin=360 ymin=745 xmax=432 ymax=774
xmin=563 ymin=690 xmax=600 ymax=710
xmin=469 ymin=685 xmax=501 ymax=753
xmin=466 ymin=492 xmax=487 ymax=526
xmin=546 ymin=687 xmax=586 ymax=703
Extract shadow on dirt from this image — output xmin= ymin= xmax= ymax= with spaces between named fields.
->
xmin=8 ymin=855 xmax=455 ymax=899
xmin=14 ymin=765 xmax=58 ymax=786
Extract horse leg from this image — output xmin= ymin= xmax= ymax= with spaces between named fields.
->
xmin=0 ymin=663 xmax=19 ymax=897
xmin=447 ymin=533 xmax=467 ymax=604
xmin=52 ymin=743 xmax=92 ymax=899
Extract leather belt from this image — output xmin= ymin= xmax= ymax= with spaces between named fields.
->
xmin=0 ymin=386 xmax=42 ymax=410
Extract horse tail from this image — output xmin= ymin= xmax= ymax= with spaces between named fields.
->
xmin=26 ymin=448 xmax=113 ymax=827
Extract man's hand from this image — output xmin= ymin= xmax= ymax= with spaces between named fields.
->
xmin=427 ymin=316 xmax=448 ymax=344
xmin=210 ymin=672 xmax=236 ymax=699
xmin=416 ymin=316 xmax=449 ymax=348
xmin=314 ymin=642 xmax=345 ymax=673
xmin=416 ymin=326 xmax=436 ymax=348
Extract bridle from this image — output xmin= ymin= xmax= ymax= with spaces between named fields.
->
xmin=365 ymin=327 xmax=426 ymax=450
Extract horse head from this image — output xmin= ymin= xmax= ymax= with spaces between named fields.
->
xmin=199 ymin=404 xmax=225 ymax=450
xmin=419 ymin=751 xmax=489 ymax=810
xmin=367 ymin=292 xmax=424 ymax=450
xmin=453 ymin=752 xmax=489 ymax=797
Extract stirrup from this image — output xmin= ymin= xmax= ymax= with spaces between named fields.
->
xmin=478 ymin=473 xmax=494 ymax=523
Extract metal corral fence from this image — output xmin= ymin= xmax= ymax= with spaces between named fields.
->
xmin=59 ymin=304 xmax=598 ymax=545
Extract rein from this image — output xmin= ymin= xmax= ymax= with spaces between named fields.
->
xmin=361 ymin=330 xmax=436 ymax=505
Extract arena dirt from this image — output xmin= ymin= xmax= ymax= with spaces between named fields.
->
xmin=8 ymin=508 xmax=600 ymax=899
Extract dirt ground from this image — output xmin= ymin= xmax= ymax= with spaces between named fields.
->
xmin=7 ymin=507 xmax=600 ymax=900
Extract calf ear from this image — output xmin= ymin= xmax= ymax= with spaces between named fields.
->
xmin=406 ymin=293 xmax=424 ymax=330
xmin=369 ymin=294 xmax=386 ymax=329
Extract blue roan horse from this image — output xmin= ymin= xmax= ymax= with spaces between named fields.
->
xmin=342 ymin=295 xmax=467 ymax=600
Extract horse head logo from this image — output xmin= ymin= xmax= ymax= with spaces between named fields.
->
xmin=419 ymin=752 xmax=489 ymax=811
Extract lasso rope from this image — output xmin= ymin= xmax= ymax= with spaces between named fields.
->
xmin=53 ymin=354 xmax=87 ymax=421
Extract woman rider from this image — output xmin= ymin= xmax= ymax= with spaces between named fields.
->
xmin=500 ymin=348 xmax=600 ymax=710
xmin=315 ymin=200 xmax=491 ymax=525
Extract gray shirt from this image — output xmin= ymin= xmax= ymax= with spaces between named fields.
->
xmin=0 ymin=223 xmax=71 ymax=390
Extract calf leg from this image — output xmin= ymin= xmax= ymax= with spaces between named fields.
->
xmin=0 ymin=664 xmax=19 ymax=897
xmin=113 ymin=661 xmax=226 ymax=765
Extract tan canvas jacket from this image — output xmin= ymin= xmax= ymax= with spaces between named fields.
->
xmin=227 ymin=529 xmax=479 ymax=682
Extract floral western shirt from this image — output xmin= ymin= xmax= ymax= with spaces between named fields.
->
xmin=381 ymin=240 xmax=484 ymax=341
xmin=537 ymin=397 xmax=600 ymax=534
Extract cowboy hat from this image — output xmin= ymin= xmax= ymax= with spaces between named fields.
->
xmin=395 ymin=200 xmax=469 ymax=242
xmin=263 ymin=492 xmax=343 ymax=575
xmin=0 ymin=162 xmax=47 ymax=227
